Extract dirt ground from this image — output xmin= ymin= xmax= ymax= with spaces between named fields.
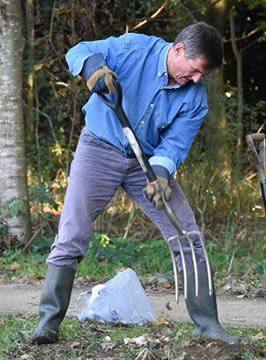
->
xmin=0 ymin=281 xmax=265 ymax=359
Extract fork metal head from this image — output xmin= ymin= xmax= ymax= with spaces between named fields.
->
xmin=168 ymin=230 xmax=213 ymax=303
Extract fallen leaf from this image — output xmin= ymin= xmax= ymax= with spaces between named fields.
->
xmin=252 ymin=331 xmax=265 ymax=340
xmin=154 ymin=316 xmax=169 ymax=326
xmin=162 ymin=344 xmax=171 ymax=359
xmin=20 ymin=354 xmax=33 ymax=359
xmin=176 ymin=352 xmax=188 ymax=360
xmin=183 ymin=340 xmax=191 ymax=347
xmin=154 ymin=335 xmax=170 ymax=343
xmin=165 ymin=302 xmax=172 ymax=310
xmin=10 ymin=262 xmax=21 ymax=271
xmin=223 ymin=283 xmax=232 ymax=291
xmin=124 ymin=335 xmax=148 ymax=346
xmin=236 ymin=294 xmax=248 ymax=299
xmin=70 ymin=341 xmax=81 ymax=348
xmin=101 ymin=341 xmax=116 ymax=351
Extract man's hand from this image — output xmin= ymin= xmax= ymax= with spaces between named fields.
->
xmin=81 ymin=53 xmax=118 ymax=94
xmin=143 ymin=176 xmax=172 ymax=210
xmin=87 ymin=65 xmax=117 ymax=94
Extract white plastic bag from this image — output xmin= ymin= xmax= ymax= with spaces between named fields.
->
xmin=76 ymin=268 xmax=156 ymax=325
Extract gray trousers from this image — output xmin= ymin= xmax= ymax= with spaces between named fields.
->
xmin=47 ymin=127 xmax=206 ymax=271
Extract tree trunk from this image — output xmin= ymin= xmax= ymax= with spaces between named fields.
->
xmin=204 ymin=0 xmax=231 ymax=168
xmin=229 ymin=7 xmax=244 ymax=162
xmin=25 ymin=0 xmax=35 ymax=143
xmin=0 ymin=0 xmax=32 ymax=243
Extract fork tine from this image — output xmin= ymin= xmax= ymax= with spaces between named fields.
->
xmin=187 ymin=233 xmax=199 ymax=297
xmin=187 ymin=230 xmax=213 ymax=296
xmin=168 ymin=230 xmax=213 ymax=303
xmin=168 ymin=235 xmax=187 ymax=303
xmin=178 ymin=237 xmax=188 ymax=301
xmin=198 ymin=232 xmax=213 ymax=296
xmin=167 ymin=236 xmax=179 ymax=303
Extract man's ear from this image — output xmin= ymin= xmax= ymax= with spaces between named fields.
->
xmin=173 ymin=43 xmax=185 ymax=57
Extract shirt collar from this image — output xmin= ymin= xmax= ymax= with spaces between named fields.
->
xmin=157 ymin=43 xmax=172 ymax=78
xmin=157 ymin=43 xmax=183 ymax=88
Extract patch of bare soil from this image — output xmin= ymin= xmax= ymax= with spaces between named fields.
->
xmin=173 ymin=337 xmax=264 ymax=360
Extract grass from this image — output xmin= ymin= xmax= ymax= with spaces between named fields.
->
xmin=77 ymin=235 xmax=173 ymax=280
xmin=0 ymin=232 xmax=265 ymax=295
xmin=0 ymin=235 xmax=173 ymax=282
xmin=0 ymin=248 xmax=48 ymax=281
xmin=0 ymin=314 xmax=265 ymax=359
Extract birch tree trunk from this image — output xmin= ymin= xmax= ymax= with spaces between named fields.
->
xmin=0 ymin=0 xmax=32 ymax=243
xmin=26 ymin=0 xmax=35 ymax=143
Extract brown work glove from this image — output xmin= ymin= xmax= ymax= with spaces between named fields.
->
xmin=86 ymin=65 xmax=117 ymax=94
xmin=143 ymin=175 xmax=172 ymax=210
xmin=80 ymin=53 xmax=118 ymax=94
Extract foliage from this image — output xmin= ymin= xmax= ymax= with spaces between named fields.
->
xmin=0 ymin=183 xmax=58 ymax=219
xmin=0 ymin=227 xmax=264 ymax=285
xmin=0 ymin=220 xmax=8 ymax=238
xmin=76 ymin=234 xmax=172 ymax=280
xmin=0 ymin=248 xmax=48 ymax=279
xmin=17 ymin=0 xmax=266 ymax=257
xmin=0 ymin=235 xmax=172 ymax=281
xmin=0 ymin=182 xmax=59 ymax=245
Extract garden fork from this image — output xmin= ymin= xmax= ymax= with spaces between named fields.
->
xmin=98 ymin=77 xmax=213 ymax=303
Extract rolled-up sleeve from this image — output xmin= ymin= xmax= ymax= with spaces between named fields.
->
xmin=150 ymin=92 xmax=208 ymax=176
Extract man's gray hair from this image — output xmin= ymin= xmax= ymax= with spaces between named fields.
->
xmin=174 ymin=22 xmax=223 ymax=70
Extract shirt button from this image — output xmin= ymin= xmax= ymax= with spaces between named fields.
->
xmin=141 ymin=120 xmax=144 ymax=124
xmin=150 ymin=104 xmax=154 ymax=108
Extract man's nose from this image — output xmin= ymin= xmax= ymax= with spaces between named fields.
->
xmin=192 ymin=73 xmax=202 ymax=83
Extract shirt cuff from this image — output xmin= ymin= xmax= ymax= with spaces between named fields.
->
xmin=151 ymin=165 xmax=170 ymax=181
xmin=149 ymin=156 xmax=176 ymax=178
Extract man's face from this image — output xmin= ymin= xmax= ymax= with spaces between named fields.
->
xmin=167 ymin=43 xmax=209 ymax=86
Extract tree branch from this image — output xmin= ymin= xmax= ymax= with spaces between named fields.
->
xmin=229 ymin=8 xmax=240 ymax=58
xmin=127 ymin=0 xmax=169 ymax=32
xmin=48 ymin=0 xmax=68 ymax=71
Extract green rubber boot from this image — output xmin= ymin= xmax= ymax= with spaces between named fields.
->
xmin=183 ymin=263 xmax=240 ymax=342
xmin=30 ymin=264 xmax=75 ymax=344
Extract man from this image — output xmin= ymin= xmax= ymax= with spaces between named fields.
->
xmin=30 ymin=22 xmax=240 ymax=344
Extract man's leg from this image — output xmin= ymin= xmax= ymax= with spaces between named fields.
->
xmin=123 ymin=163 xmax=239 ymax=342
xmin=30 ymin=130 xmax=126 ymax=344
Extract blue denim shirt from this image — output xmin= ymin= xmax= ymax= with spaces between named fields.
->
xmin=66 ymin=33 xmax=208 ymax=176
